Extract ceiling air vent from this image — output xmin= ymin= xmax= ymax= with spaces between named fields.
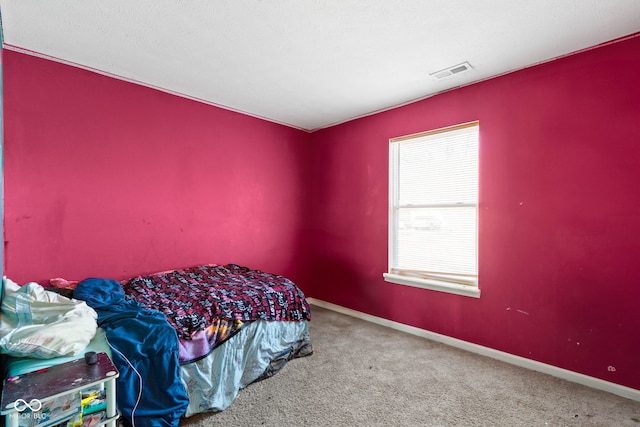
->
xmin=430 ymin=62 xmax=473 ymax=80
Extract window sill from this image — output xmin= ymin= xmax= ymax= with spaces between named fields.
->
xmin=383 ymin=273 xmax=481 ymax=298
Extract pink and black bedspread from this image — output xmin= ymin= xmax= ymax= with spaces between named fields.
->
xmin=122 ymin=264 xmax=311 ymax=363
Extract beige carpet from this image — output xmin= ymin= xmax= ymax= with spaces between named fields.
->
xmin=180 ymin=305 xmax=640 ymax=426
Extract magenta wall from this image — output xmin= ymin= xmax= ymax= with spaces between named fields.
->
xmin=3 ymin=50 xmax=312 ymax=287
xmin=307 ymin=35 xmax=640 ymax=390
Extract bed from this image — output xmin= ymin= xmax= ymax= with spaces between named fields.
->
xmin=0 ymin=264 xmax=313 ymax=427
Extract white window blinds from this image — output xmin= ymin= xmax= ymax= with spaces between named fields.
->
xmin=387 ymin=122 xmax=479 ymax=291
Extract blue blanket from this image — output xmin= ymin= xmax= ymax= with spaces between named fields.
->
xmin=74 ymin=278 xmax=189 ymax=427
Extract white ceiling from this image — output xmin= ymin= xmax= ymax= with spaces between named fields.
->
xmin=1 ymin=1 xmax=639 ymax=131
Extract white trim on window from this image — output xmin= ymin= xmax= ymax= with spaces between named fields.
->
xmin=383 ymin=272 xmax=480 ymax=298
xmin=386 ymin=121 xmax=479 ymax=297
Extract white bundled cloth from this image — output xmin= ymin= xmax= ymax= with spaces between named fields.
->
xmin=0 ymin=278 xmax=98 ymax=358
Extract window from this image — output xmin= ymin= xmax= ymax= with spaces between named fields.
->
xmin=384 ymin=121 xmax=479 ymax=298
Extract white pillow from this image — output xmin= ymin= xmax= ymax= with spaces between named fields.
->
xmin=0 ymin=278 xmax=98 ymax=359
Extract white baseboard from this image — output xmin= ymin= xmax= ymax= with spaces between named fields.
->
xmin=307 ymin=297 xmax=640 ymax=402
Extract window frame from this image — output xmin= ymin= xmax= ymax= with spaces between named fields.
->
xmin=384 ymin=121 xmax=480 ymax=298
